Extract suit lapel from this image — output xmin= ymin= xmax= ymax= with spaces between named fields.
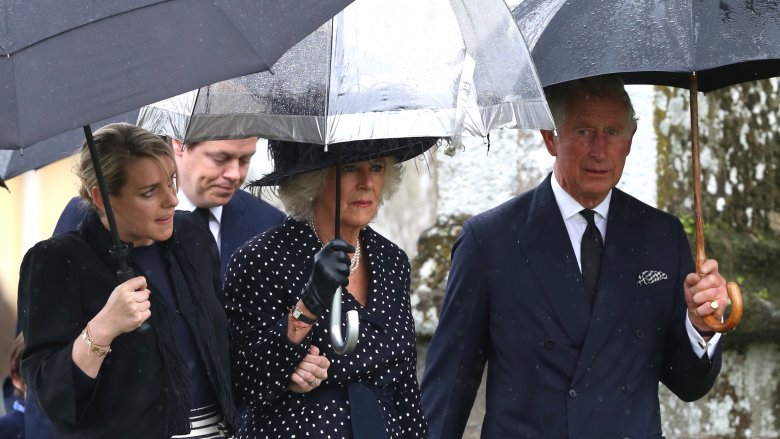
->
xmin=572 ymin=190 xmax=640 ymax=384
xmin=512 ymin=176 xmax=592 ymax=347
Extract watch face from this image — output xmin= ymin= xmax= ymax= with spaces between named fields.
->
xmin=293 ymin=306 xmax=315 ymax=324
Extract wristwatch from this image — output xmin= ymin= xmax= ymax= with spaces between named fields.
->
xmin=292 ymin=305 xmax=317 ymax=325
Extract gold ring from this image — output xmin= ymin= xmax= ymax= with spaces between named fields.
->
xmin=710 ymin=300 xmax=719 ymax=310
xmin=309 ymin=378 xmax=319 ymax=387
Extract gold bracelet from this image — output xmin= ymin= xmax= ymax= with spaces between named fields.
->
xmin=288 ymin=308 xmax=314 ymax=334
xmin=80 ymin=325 xmax=112 ymax=358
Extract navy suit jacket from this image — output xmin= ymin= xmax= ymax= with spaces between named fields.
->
xmin=421 ymin=175 xmax=721 ymax=439
xmin=0 ymin=406 xmax=24 ymax=438
xmin=217 ymin=190 xmax=285 ymax=280
xmin=53 ymin=190 xmax=284 ymax=281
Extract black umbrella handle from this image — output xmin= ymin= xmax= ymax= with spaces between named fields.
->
xmin=110 ymin=244 xmax=135 ymax=283
xmin=111 ymin=246 xmax=150 ymax=332
xmin=84 ymin=125 xmax=150 ymax=333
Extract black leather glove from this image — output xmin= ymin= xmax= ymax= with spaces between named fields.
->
xmin=301 ymin=239 xmax=355 ymax=316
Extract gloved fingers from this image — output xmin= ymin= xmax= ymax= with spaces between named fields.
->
xmin=322 ymin=239 xmax=356 ymax=254
xmin=326 ymin=269 xmax=350 ymax=286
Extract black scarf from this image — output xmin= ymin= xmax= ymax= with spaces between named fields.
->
xmin=79 ymin=212 xmax=237 ymax=436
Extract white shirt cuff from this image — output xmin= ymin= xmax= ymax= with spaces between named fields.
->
xmin=685 ymin=312 xmax=722 ymax=358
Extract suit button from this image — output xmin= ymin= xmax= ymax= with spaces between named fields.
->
xmin=635 ymin=329 xmax=644 ymax=338
xmin=621 ymin=384 xmax=630 ymax=393
xmin=568 ymin=389 xmax=577 ymax=398
xmin=542 ymin=339 xmax=555 ymax=350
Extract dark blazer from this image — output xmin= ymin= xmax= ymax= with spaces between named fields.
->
xmin=0 ymin=405 xmax=24 ymax=439
xmin=218 ymin=189 xmax=285 ymax=280
xmin=19 ymin=211 xmax=235 ymax=439
xmin=53 ymin=190 xmax=285 ymax=281
xmin=421 ymin=175 xmax=721 ymax=439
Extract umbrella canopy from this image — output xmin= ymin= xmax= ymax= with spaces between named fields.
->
xmin=513 ymin=0 xmax=780 ymax=91
xmin=138 ymin=0 xmax=554 ymax=354
xmin=137 ymin=0 xmax=554 ymax=146
xmin=0 ymin=111 xmax=139 ymax=189
xmin=512 ymin=0 xmax=756 ymax=332
xmin=0 ymin=0 xmax=356 ymax=150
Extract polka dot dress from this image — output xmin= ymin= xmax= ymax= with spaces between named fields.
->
xmin=224 ymin=218 xmax=427 ymax=438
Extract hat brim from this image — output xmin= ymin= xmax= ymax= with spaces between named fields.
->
xmin=248 ymin=137 xmax=438 ymax=187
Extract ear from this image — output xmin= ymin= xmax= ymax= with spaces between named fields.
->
xmin=10 ymin=373 xmax=25 ymax=395
xmin=91 ymin=185 xmax=106 ymax=213
xmin=541 ymin=130 xmax=557 ymax=156
xmin=172 ymin=139 xmax=185 ymax=158
xmin=626 ymin=125 xmax=637 ymax=156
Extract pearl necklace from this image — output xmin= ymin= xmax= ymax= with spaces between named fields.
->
xmin=308 ymin=221 xmax=361 ymax=275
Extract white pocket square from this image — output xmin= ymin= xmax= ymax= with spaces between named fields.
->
xmin=637 ymin=270 xmax=668 ymax=286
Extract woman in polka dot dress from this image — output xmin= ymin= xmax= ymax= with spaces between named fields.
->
xmin=224 ymin=138 xmax=436 ymax=438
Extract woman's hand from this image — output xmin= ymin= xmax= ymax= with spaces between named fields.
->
xmin=89 ymin=276 xmax=152 ymax=345
xmin=287 ymin=345 xmax=330 ymax=393
xmin=301 ymin=239 xmax=354 ymax=316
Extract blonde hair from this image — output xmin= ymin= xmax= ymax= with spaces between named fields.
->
xmin=277 ymin=157 xmax=403 ymax=222
xmin=77 ymin=123 xmax=175 ymax=209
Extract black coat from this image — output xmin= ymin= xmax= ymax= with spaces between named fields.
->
xmin=18 ymin=211 xmax=236 ymax=439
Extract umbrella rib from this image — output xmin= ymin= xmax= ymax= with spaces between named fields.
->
xmin=3 ymin=3 xmax=162 ymax=56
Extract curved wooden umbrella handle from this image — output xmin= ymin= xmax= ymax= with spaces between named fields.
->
xmin=689 ymin=73 xmax=743 ymax=334
xmin=702 ymin=281 xmax=743 ymax=333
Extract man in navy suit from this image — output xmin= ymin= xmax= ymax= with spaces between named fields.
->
xmin=168 ymin=137 xmax=285 ymax=281
xmin=421 ymin=75 xmax=728 ymax=438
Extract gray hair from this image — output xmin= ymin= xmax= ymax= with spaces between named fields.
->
xmin=277 ymin=156 xmax=403 ymax=222
xmin=545 ymin=75 xmax=638 ymax=130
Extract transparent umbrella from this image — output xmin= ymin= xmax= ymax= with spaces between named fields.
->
xmin=139 ymin=0 xmax=555 ymax=354
xmin=137 ymin=0 xmax=554 ymax=146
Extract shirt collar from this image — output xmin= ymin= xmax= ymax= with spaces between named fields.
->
xmin=176 ymin=190 xmax=223 ymax=225
xmin=549 ymin=172 xmax=611 ymax=222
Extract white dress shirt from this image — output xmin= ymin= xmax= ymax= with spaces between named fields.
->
xmin=549 ymin=173 xmax=720 ymax=358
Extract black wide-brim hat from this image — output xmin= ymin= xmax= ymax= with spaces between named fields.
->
xmin=249 ymin=137 xmax=438 ymax=187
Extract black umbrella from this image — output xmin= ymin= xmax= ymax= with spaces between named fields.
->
xmin=511 ymin=0 xmax=770 ymax=332
xmin=0 ymin=0 xmax=356 ymax=150
xmin=513 ymin=0 xmax=780 ymax=91
xmin=0 ymin=111 xmax=139 ymax=190
xmin=1 ymin=0 xmax=355 ymax=330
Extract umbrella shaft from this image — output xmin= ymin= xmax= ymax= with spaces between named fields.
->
xmin=334 ymin=144 xmax=341 ymax=240
xmin=689 ymin=73 xmax=707 ymax=272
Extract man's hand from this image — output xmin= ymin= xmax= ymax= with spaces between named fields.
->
xmin=684 ymin=259 xmax=728 ymax=335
